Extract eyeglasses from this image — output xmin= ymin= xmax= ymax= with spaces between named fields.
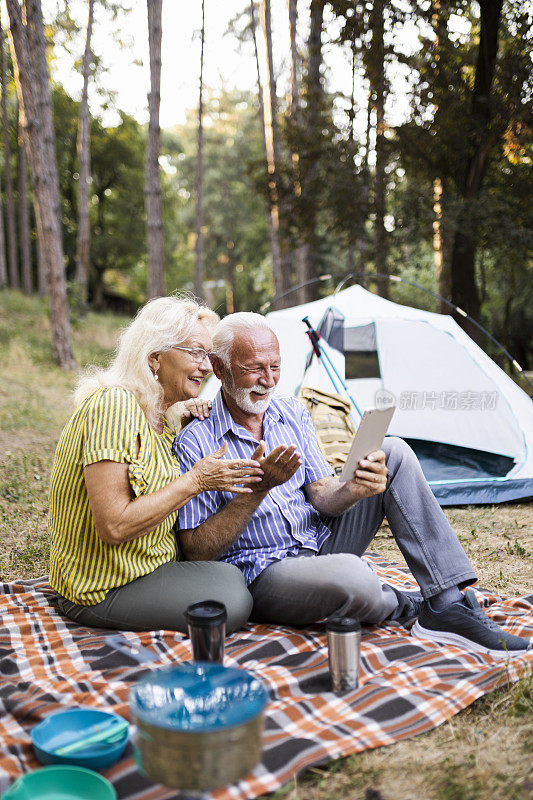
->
xmin=171 ymin=346 xmax=212 ymax=364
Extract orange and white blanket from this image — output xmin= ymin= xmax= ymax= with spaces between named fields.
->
xmin=1 ymin=555 xmax=531 ymax=799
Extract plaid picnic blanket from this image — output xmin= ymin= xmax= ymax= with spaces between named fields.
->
xmin=1 ymin=555 xmax=532 ymax=800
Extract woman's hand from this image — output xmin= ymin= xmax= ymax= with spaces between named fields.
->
xmin=181 ymin=398 xmax=212 ymax=428
xmin=190 ymin=442 xmax=264 ymax=494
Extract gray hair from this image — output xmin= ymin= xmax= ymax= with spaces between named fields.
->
xmin=212 ymin=312 xmax=275 ymax=367
xmin=74 ymin=294 xmax=218 ymax=430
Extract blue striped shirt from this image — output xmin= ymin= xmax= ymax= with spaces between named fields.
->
xmin=174 ymin=392 xmax=334 ymax=585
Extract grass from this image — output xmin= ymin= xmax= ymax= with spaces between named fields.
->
xmin=0 ymin=289 xmax=532 ymax=800
xmin=0 ymin=290 xmax=127 ymax=579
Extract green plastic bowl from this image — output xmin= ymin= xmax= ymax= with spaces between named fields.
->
xmin=2 ymin=765 xmax=117 ymax=800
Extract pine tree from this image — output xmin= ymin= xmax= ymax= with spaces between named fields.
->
xmin=194 ymin=0 xmax=205 ymax=301
xmin=75 ymin=0 xmax=95 ymax=306
xmin=7 ymin=0 xmax=74 ymax=368
xmin=1 ymin=10 xmax=18 ymax=288
xmin=146 ymin=0 xmax=165 ymax=299
xmin=18 ymin=99 xmax=31 ymax=294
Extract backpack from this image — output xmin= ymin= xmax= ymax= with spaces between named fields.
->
xmin=299 ymin=387 xmax=356 ymax=476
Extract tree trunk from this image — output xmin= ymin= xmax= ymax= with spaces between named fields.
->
xmin=26 ymin=136 xmax=46 ymax=295
xmin=75 ymin=0 xmax=94 ymax=306
xmin=434 ymin=176 xmax=453 ymax=310
xmin=92 ymin=268 xmax=104 ymax=309
xmin=351 ymin=84 xmax=372 ymax=282
xmin=287 ymin=0 xmax=299 ymax=117
xmin=222 ymin=182 xmax=235 ymax=314
xmin=24 ymin=0 xmax=63 ymax=248
xmin=0 ymin=92 xmax=6 ymax=286
xmin=91 ymin=188 xmax=106 ymax=309
xmin=18 ymin=100 xmax=32 ymax=294
xmin=297 ymin=0 xmax=325 ymax=303
xmin=449 ymin=0 xmax=503 ymax=341
xmin=146 ymin=0 xmax=165 ymax=299
xmin=287 ymin=0 xmax=308 ymax=306
xmin=369 ymin=0 xmax=388 ymax=298
xmin=194 ymin=0 xmax=205 ymax=301
xmin=347 ymin=25 xmax=370 ymax=280
xmin=346 ymin=22 xmax=356 ymax=275
xmin=430 ymin=0 xmax=450 ymax=311
xmin=250 ymin=0 xmax=283 ymax=308
xmin=225 ymin=255 xmax=235 ymax=314
xmin=0 ymin=173 xmax=7 ymax=286
xmin=36 ymin=214 xmax=45 ymax=294
xmin=1 ymin=10 xmax=18 ymax=288
xmin=7 ymin=0 xmax=75 ymax=368
xmin=260 ymin=0 xmax=291 ymax=307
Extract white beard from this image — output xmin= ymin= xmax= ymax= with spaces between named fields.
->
xmin=225 ymin=376 xmax=274 ymax=414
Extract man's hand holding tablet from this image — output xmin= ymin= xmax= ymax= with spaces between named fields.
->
xmin=340 ymin=407 xmax=396 ymax=497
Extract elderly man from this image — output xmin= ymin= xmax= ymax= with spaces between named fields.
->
xmin=174 ymin=313 xmax=529 ymax=656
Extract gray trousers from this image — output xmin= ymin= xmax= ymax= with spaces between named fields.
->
xmin=57 ymin=561 xmax=253 ymax=634
xmin=249 ymin=437 xmax=477 ymax=626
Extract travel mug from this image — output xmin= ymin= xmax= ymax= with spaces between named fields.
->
xmin=326 ymin=616 xmax=361 ymax=693
xmin=185 ymin=600 xmax=227 ymax=663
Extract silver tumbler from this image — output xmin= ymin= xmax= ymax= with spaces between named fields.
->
xmin=185 ymin=600 xmax=227 ymax=663
xmin=326 ymin=616 xmax=361 ymax=693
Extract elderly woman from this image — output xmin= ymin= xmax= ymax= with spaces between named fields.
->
xmin=49 ymin=295 xmax=262 ymax=633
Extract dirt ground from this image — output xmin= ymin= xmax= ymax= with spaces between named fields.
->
xmin=373 ymin=504 xmax=532 ymax=598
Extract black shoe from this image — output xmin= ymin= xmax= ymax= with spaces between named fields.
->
xmin=388 ymin=587 xmax=424 ymax=627
xmin=411 ymin=589 xmax=531 ymax=658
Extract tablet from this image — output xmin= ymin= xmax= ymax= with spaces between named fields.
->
xmin=339 ymin=406 xmax=396 ymax=482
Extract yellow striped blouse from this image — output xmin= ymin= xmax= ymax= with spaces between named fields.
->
xmin=49 ymin=387 xmax=180 ymax=605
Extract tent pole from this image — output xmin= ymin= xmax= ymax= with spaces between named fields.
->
xmin=302 ymin=317 xmax=363 ymax=421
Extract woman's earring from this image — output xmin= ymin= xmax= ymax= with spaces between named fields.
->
xmin=154 ymin=368 xmax=159 ymax=381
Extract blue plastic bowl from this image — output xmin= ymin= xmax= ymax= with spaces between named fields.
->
xmin=31 ymin=708 xmax=128 ymax=770
xmin=2 ymin=765 xmax=117 ymax=800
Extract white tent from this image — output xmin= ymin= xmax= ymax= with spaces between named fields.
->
xmin=263 ymin=285 xmax=533 ymax=505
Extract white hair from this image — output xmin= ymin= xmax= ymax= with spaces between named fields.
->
xmin=211 ymin=312 xmax=275 ymax=367
xmin=74 ymin=294 xmax=218 ymax=430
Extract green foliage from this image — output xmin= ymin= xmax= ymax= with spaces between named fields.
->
xmin=89 ymin=112 xmax=147 ymax=293
xmin=392 ymin=1 xmax=532 ymax=364
xmin=50 ymin=85 xmax=147 ymax=305
xmin=1 ymin=0 xmax=531 ymax=366
xmin=165 ymin=89 xmax=272 ymax=312
xmin=53 ymin=84 xmax=81 ymax=275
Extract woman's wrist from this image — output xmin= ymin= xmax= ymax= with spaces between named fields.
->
xmin=177 ymin=466 xmax=203 ymax=500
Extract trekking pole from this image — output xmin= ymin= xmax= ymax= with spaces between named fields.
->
xmin=302 ymin=317 xmax=363 ymax=420
xmin=303 ymin=322 xmax=343 ymax=396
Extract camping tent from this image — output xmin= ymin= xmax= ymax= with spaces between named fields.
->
xmin=263 ymin=285 xmax=533 ymax=505
xmin=200 ymin=285 xmax=533 ymax=505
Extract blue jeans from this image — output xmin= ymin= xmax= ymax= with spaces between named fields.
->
xmin=249 ymin=437 xmax=477 ymax=625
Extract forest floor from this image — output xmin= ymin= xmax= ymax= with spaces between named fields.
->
xmin=0 ymin=291 xmax=531 ymax=800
